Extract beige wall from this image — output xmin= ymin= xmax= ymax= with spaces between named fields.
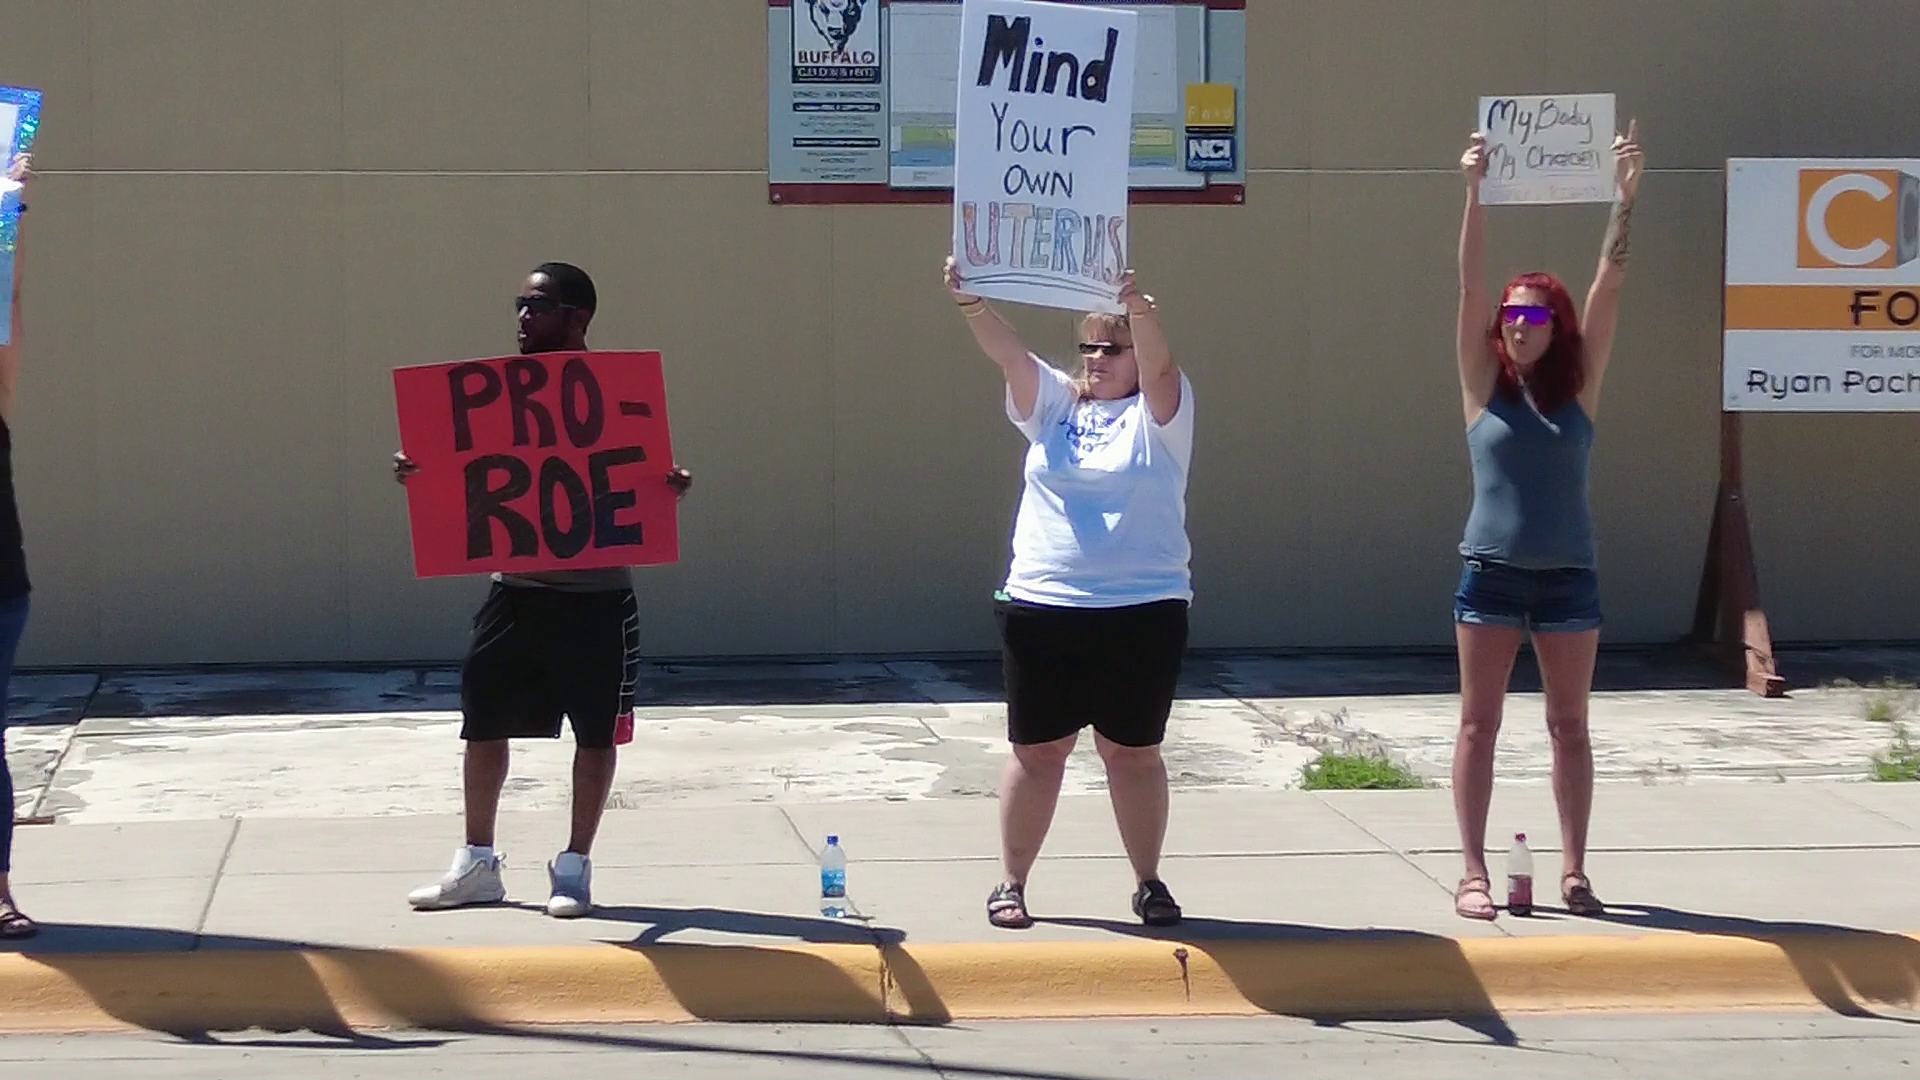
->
xmin=2 ymin=1 xmax=1917 ymax=667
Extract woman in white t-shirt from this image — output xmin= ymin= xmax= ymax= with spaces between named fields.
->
xmin=943 ymin=256 xmax=1196 ymax=931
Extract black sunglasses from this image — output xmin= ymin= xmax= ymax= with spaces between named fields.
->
xmin=1077 ymin=341 xmax=1130 ymax=357
xmin=514 ymin=295 xmax=574 ymax=315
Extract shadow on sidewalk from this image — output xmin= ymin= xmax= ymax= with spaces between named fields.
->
xmin=1587 ymin=904 xmax=1920 ymax=1022
xmin=497 ymin=901 xmax=908 ymax=946
xmin=1008 ymin=915 xmax=1516 ymax=1046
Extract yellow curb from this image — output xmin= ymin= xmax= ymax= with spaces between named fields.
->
xmin=0 ymin=944 xmax=887 ymax=1034
xmin=4 ymin=933 xmax=1918 ymax=1034
xmin=886 ymin=935 xmax=1920 ymax=1020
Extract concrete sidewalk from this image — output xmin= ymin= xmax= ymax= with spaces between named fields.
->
xmin=6 ymin=784 xmax=1920 ymax=1031
xmin=6 ymin=644 xmax=1920 ymax=1032
xmin=10 ymin=643 xmax=1920 ymax=826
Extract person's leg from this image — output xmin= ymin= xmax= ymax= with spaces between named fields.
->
xmin=0 ymin=718 xmax=10 ymax=882
xmin=1532 ymin=570 xmax=1604 ymax=914
xmin=1090 ymin=599 xmax=1186 ymax=926
xmin=456 ymin=584 xmax=535 ymax=850
xmin=1094 ymin=732 xmax=1168 ymax=884
xmin=1000 ymin=733 xmax=1077 ymax=888
xmin=557 ymin=589 xmax=636 ymax=857
xmin=410 ymin=586 xmax=544 ymax=910
xmin=567 ymin=747 xmax=617 ymax=856
xmin=462 ymin=740 xmax=511 ymax=848
xmin=989 ymin=598 xmax=1086 ymax=928
xmin=1452 ymin=561 xmax=1527 ymax=919
xmin=1533 ymin=629 xmax=1598 ymax=889
xmin=546 ymin=589 xmax=638 ymax=918
xmin=0 ymin=594 xmax=34 ymax=938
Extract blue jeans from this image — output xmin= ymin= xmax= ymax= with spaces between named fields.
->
xmin=0 ymin=594 xmax=30 ymax=874
xmin=1453 ymin=558 xmax=1601 ymax=634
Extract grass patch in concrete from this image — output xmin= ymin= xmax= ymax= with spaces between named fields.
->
xmin=1871 ymin=722 xmax=1920 ymax=783
xmin=1826 ymin=676 xmax=1918 ymax=725
xmin=1300 ymin=750 xmax=1426 ymax=790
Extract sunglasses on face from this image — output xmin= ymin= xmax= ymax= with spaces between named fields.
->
xmin=1077 ymin=341 xmax=1130 ymax=357
xmin=515 ymin=295 xmax=572 ymax=315
xmin=1499 ymin=304 xmax=1553 ymax=327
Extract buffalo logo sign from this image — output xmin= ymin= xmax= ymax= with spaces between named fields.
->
xmin=806 ymin=0 xmax=865 ymax=54
xmin=792 ymin=0 xmax=880 ymax=85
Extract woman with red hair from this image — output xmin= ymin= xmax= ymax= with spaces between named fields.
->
xmin=1449 ymin=122 xmax=1644 ymax=921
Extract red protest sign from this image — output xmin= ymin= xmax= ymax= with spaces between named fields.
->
xmin=392 ymin=350 xmax=678 ymax=578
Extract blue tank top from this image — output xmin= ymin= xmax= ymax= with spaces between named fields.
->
xmin=1458 ymin=390 xmax=1595 ymax=570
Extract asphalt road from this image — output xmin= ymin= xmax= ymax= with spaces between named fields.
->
xmin=7 ymin=1013 xmax=1917 ymax=1079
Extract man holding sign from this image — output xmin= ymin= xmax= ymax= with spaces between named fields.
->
xmin=392 ymin=262 xmax=692 ymax=919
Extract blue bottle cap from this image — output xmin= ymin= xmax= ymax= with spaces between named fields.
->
xmin=827 ymin=835 xmax=839 ymax=845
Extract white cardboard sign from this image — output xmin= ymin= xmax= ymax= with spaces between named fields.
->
xmin=1477 ymin=93 xmax=1616 ymax=206
xmin=951 ymin=0 xmax=1138 ymax=313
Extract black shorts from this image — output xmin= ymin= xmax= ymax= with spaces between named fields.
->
xmin=459 ymin=583 xmax=641 ymax=750
xmin=995 ymin=597 xmax=1189 ymax=748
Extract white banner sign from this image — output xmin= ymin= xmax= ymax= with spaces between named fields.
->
xmin=1477 ymin=93 xmax=1616 ymax=206
xmin=1723 ymin=157 xmax=1920 ymax=412
xmin=951 ymin=0 xmax=1137 ymax=313
xmin=0 ymin=101 xmax=21 ymax=348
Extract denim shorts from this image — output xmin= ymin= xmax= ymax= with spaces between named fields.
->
xmin=1453 ymin=558 xmax=1602 ymax=634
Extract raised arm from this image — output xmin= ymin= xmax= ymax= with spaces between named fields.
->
xmin=1457 ymin=134 xmax=1499 ymax=421
xmin=945 ymin=255 xmax=1041 ymax=420
xmin=0 ymin=154 xmax=32 ymax=425
xmin=1117 ymin=271 xmax=1180 ymax=425
xmin=1578 ymin=119 xmax=1643 ymax=419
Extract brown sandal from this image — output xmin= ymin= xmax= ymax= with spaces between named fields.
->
xmin=1454 ymin=876 xmax=1497 ymax=921
xmin=1562 ymin=872 xmax=1603 ymax=916
xmin=987 ymin=882 xmax=1033 ymax=930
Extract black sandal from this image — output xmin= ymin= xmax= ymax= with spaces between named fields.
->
xmin=0 ymin=902 xmax=38 ymax=941
xmin=1132 ymin=879 xmax=1182 ymax=927
xmin=1562 ymin=872 xmax=1604 ymax=917
xmin=987 ymin=881 xmax=1033 ymax=929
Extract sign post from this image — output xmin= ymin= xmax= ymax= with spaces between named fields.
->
xmin=392 ymin=350 xmax=679 ymax=579
xmin=1697 ymin=157 xmax=1920 ymax=694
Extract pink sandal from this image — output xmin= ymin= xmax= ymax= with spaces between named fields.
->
xmin=1454 ymin=876 xmax=1497 ymax=921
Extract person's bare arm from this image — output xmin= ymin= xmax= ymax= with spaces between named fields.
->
xmin=1578 ymin=119 xmax=1644 ymax=420
xmin=1118 ymin=272 xmax=1181 ymax=425
xmin=945 ymin=256 xmax=1042 ymax=420
xmin=1457 ymin=134 xmax=1499 ymax=424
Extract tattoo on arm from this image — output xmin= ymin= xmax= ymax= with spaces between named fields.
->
xmin=1605 ymin=196 xmax=1634 ymax=269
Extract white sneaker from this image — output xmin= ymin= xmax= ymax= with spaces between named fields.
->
xmin=408 ymin=846 xmax=506 ymax=910
xmin=546 ymin=851 xmax=593 ymax=918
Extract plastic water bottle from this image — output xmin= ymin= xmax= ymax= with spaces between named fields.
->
xmin=1506 ymin=832 xmax=1534 ymax=916
xmin=819 ymin=835 xmax=847 ymax=918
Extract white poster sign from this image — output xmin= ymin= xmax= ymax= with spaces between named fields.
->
xmin=1723 ymin=157 xmax=1920 ymax=412
xmin=0 ymin=101 xmax=21 ymax=348
xmin=1476 ymin=93 xmax=1616 ymax=206
xmin=951 ymin=0 xmax=1137 ymax=313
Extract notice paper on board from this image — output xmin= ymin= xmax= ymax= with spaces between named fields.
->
xmin=951 ymin=0 xmax=1138 ymax=314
